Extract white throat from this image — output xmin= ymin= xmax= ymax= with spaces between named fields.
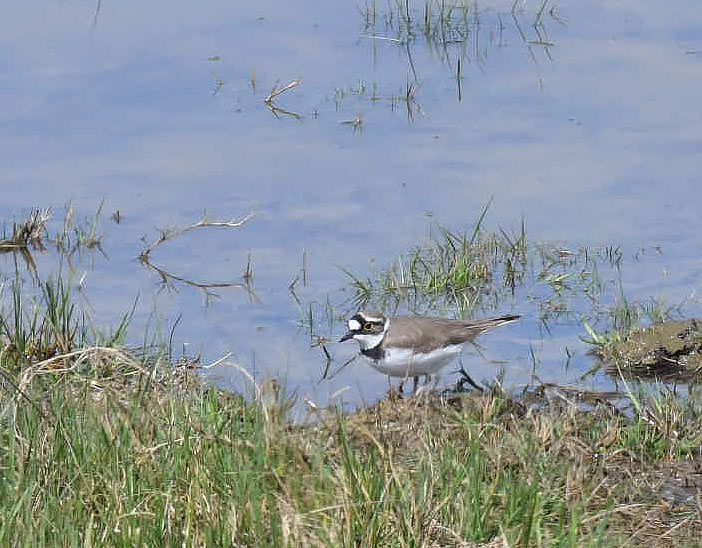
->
xmin=354 ymin=318 xmax=390 ymax=350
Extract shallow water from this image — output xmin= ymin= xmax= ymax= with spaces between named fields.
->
xmin=1 ymin=0 xmax=701 ymax=407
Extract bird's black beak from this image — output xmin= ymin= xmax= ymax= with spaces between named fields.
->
xmin=339 ymin=332 xmax=354 ymax=343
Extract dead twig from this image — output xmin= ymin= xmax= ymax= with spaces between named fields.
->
xmin=138 ymin=212 xmax=256 ymax=301
xmin=264 ymin=78 xmax=303 ymax=120
xmin=139 ymin=212 xmax=253 ymax=259
xmin=264 ymin=78 xmax=301 ymax=103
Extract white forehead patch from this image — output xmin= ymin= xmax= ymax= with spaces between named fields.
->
xmin=348 ymin=319 xmax=361 ymax=331
xmin=361 ymin=314 xmax=384 ymax=323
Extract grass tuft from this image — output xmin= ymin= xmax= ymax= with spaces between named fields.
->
xmin=341 ymin=213 xmax=528 ymax=317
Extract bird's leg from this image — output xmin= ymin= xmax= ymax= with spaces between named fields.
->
xmin=456 ymin=362 xmax=484 ymax=392
xmin=398 ymin=379 xmax=405 ymax=394
xmin=461 ymin=371 xmax=484 ymax=392
xmin=412 ymin=376 xmax=419 ymax=393
xmin=423 ymin=374 xmax=431 ymax=385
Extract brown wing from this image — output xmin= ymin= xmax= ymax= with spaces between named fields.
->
xmin=386 ymin=315 xmax=519 ymax=354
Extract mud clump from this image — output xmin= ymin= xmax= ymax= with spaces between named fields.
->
xmin=603 ymin=319 xmax=702 ymax=381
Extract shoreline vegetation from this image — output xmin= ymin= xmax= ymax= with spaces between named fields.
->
xmin=2 ymin=207 xmax=701 ymax=546
xmin=3 ymin=345 xmax=702 ymax=546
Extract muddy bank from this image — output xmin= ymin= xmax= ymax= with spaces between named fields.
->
xmin=601 ymin=319 xmax=702 ymax=381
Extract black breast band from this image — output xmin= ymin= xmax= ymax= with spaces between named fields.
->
xmin=361 ymin=345 xmax=385 ymax=362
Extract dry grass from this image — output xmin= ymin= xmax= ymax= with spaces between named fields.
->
xmin=4 ymin=341 xmax=702 ymax=546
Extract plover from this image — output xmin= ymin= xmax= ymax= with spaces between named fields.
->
xmin=339 ymin=310 xmax=519 ymax=392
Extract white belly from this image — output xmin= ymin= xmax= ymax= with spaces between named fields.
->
xmin=366 ymin=344 xmax=463 ymax=377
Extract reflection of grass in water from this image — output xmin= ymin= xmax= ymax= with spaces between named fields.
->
xmin=342 ymin=203 xmax=528 ymax=317
xmin=333 ymin=79 xmax=423 ymax=122
xmin=338 ymin=201 xmax=527 ymax=318
xmin=581 ymin=280 xmax=675 ymax=348
xmin=334 ymin=203 xmax=686 ymax=374
xmin=361 ymin=0 xmax=480 ymax=46
xmin=356 ymin=0 xmax=561 ymax=100
xmin=359 ymin=0 xmax=559 ymax=64
xmin=0 ymin=210 xmax=131 ymax=368
xmin=0 ymin=205 xmax=256 ymax=367
xmin=0 ymin=205 xmax=106 ymax=281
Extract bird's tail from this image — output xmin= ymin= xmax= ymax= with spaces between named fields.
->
xmin=463 ymin=314 xmax=520 ymax=336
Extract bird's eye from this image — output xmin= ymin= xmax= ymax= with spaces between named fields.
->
xmin=363 ymin=322 xmax=373 ymax=331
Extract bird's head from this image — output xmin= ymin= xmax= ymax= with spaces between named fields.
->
xmin=339 ymin=311 xmax=388 ymax=350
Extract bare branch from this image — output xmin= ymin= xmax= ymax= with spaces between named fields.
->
xmin=263 ymin=78 xmax=303 ymax=120
xmin=138 ymin=212 xmax=256 ymax=301
xmin=139 ymin=212 xmax=254 ymax=260
xmin=264 ymin=78 xmax=301 ymax=103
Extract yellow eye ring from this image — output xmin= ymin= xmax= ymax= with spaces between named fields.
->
xmin=363 ymin=322 xmax=373 ymax=331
